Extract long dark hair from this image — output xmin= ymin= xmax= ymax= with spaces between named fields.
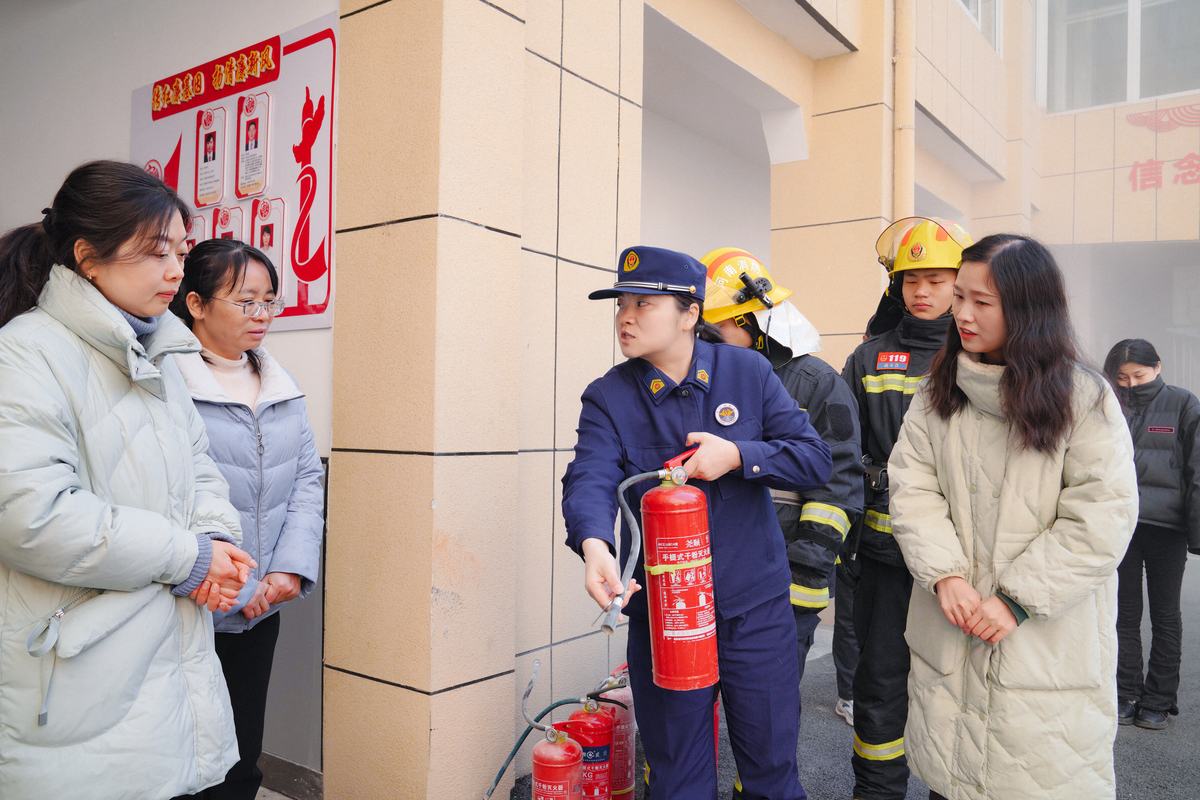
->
xmin=926 ymin=234 xmax=1090 ymax=454
xmin=172 ymin=238 xmax=280 ymax=375
xmin=1103 ymin=338 xmax=1160 ymax=384
xmin=674 ymin=294 xmax=724 ymax=344
xmin=0 ymin=161 xmax=190 ymax=328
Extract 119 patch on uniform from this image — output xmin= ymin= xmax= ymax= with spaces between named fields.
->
xmin=876 ymin=352 xmax=910 ymax=371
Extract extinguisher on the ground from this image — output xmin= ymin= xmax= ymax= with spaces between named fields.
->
xmin=524 ymin=661 xmax=583 ymax=800
xmin=594 ymin=667 xmax=635 ymax=797
xmin=600 ymin=447 xmax=719 ymax=691
xmin=565 ymin=699 xmax=614 ymax=799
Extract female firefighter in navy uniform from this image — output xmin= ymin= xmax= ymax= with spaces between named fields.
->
xmin=840 ymin=217 xmax=973 ymax=800
xmin=562 ymin=246 xmax=832 ymax=800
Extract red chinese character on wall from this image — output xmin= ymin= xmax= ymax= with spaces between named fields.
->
xmin=1130 ymin=159 xmax=1164 ymax=191
xmin=1174 ymin=153 xmax=1200 ymax=185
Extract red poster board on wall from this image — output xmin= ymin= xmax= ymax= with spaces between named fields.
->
xmin=131 ymin=14 xmax=337 ymax=331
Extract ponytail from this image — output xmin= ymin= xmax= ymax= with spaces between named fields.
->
xmin=0 ymin=224 xmax=56 ymax=328
xmin=0 ymin=160 xmax=190 ymax=328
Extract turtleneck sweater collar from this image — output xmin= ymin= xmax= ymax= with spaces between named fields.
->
xmin=116 ymin=308 xmax=160 ymax=343
xmin=201 ymin=348 xmax=261 ymax=411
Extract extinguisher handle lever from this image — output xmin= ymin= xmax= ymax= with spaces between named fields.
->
xmin=663 ymin=446 xmax=700 ymax=473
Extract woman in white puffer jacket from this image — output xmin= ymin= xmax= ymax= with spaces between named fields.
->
xmin=0 ymin=161 xmax=255 ymax=799
xmin=888 ymin=234 xmax=1138 ymax=799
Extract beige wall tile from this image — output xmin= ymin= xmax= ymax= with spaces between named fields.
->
xmin=516 ymin=451 xmax=555 ymax=654
xmin=1114 ymin=101 xmax=1155 ymax=169
xmin=1112 ymin=171 xmax=1158 ymax=243
xmin=835 ymin=0 xmax=863 ymax=47
xmin=915 ymin=144 xmax=973 ymax=220
xmin=1039 ymin=113 xmax=1075 ymax=177
xmin=523 ymin=52 xmax=562 ymax=258
xmin=915 ymin=55 xmax=934 ymax=113
xmin=428 ymin=674 xmax=517 ymax=799
xmin=429 ymin=453 xmax=519 ymax=689
xmin=438 ymin=0 xmax=524 ymax=234
xmin=558 ymin=73 xmax=620 ymax=268
xmin=945 ymin=7 xmax=961 ymax=88
xmin=552 ymin=450 xmax=604 ymax=641
xmin=929 ymin=67 xmax=949 ymax=124
xmin=323 ymin=670 xmax=429 ymax=799
xmin=431 ymin=221 xmax=521 ymax=451
xmin=332 ymin=222 xmax=437 ymax=453
xmin=1073 ymin=107 xmax=1115 ymax=173
xmin=519 ymin=250 xmax=558 ymax=451
xmin=555 ymin=262 xmax=620 ymax=447
xmin=1073 ymin=170 xmax=1114 ymax=244
xmin=550 ymin=631 xmax=612 ymax=720
xmin=1157 ymin=181 xmax=1200 ymax=242
xmin=1032 ymin=174 xmax=1074 ymax=244
xmin=338 ymin=1 xmax=443 ymax=230
xmin=325 ymin=452 xmax=433 ymax=690
xmin=772 ymin=219 xmax=887 ymax=339
xmin=1156 ymin=93 xmax=1200 ymax=164
xmin=812 ymin=4 xmax=887 ymax=115
xmin=771 ymin=105 xmax=889 ymax=230
xmin=341 ymin=0 xmax=386 ymax=14
xmin=617 ymin=100 xmax=643 ymax=252
xmin=606 ymin=620 xmax=629 ymax=673
xmin=928 ymin=0 xmax=949 ymax=77
xmin=650 ymin=0 xmax=813 ymax=111
xmin=813 ymin=333 xmax=861 ymax=372
xmin=620 ymin=0 xmax=644 ymax=105
xmin=562 ymin=0 xmax=621 ymax=93
xmin=525 ymin=0 xmax=563 ymax=61
xmin=972 ymin=140 xmax=1026 ymax=219
xmin=916 ymin=0 xmax=934 ymax=56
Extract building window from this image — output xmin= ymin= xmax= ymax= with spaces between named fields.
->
xmin=956 ymin=0 xmax=1002 ymax=51
xmin=1046 ymin=0 xmax=1200 ymax=112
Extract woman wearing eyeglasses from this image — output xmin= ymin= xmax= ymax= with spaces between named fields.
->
xmin=170 ymin=238 xmax=324 ymax=800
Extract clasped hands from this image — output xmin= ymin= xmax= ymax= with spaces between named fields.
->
xmin=187 ymin=540 xmax=256 ymax=614
xmin=935 ymin=576 xmax=1018 ymax=644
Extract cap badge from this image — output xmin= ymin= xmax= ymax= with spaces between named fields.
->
xmin=624 ymin=251 xmax=639 ymax=272
xmin=715 ymin=403 xmax=739 ymax=426
xmin=909 ymin=242 xmax=926 ymax=261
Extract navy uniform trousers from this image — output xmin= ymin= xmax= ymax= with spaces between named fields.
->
xmin=629 ymin=590 xmax=807 ymax=800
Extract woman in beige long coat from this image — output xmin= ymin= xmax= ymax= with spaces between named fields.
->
xmin=888 ymin=234 xmax=1138 ymax=800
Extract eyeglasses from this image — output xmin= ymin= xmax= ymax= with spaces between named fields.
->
xmin=213 ymin=297 xmax=286 ymax=317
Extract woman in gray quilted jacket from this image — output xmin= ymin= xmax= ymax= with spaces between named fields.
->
xmin=170 ymin=238 xmax=325 ymax=800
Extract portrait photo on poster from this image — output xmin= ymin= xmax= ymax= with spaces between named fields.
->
xmin=236 ymin=92 xmax=269 ymax=198
xmin=194 ymin=106 xmax=227 ymax=207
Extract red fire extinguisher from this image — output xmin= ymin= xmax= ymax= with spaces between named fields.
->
xmin=596 ymin=667 xmax=635 ymax=797
xmin=601 ymin=447 xmax=719 ymax=691
xmin=565 ymin=699 xmax=614 ymax=799
xmin=524 ymin=661 xmax=583 ymax=800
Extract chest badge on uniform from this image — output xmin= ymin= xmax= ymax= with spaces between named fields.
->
xmin=1149 ymin=426 xmax=1175 ymax=433
xmin=876 ymin=352 xmax=910 ymax=371
xmin=715 ymin=403 xmax=739 ymax=426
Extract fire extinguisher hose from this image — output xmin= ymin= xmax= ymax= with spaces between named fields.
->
xmin=600 ymin=469 xmax=667 ymax=634
xmin=482 ymin=662 xmax=630 ymax=799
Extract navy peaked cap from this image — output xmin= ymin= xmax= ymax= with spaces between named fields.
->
xmin=589 ymin=246 xmax=706 ymax=301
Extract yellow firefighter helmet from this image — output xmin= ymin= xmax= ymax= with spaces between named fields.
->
xmin=699 ymin=248 xmax=793 ymax=324
xmin=876 ymin=217 xmax=974 ymax=277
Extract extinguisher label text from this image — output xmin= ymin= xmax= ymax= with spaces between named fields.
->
xmin=534 ymin=778 xmax=570 ymax=798
xmin=582 ymin=745 xmax=611 ymax=763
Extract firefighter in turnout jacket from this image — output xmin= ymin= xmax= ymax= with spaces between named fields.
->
xmin=702 ymin=248 xmax=865 ymax=800
xmin=841 ymin=217 xmax=973 ymax=800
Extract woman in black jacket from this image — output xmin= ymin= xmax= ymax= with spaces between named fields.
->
xmin=1104 ymin=339 xmax=1200 ymax=730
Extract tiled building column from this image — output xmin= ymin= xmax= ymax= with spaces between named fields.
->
xmin=327 ymin=0 xmax=523 ymax=796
